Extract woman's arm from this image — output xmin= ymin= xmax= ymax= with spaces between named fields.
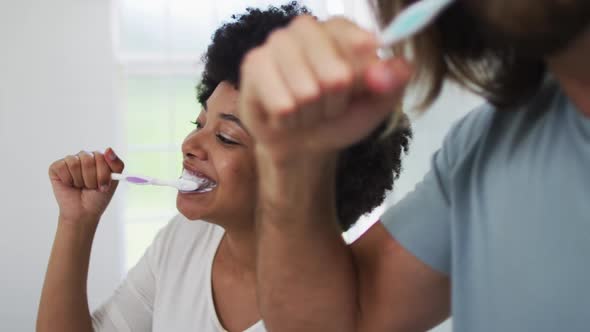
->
xmin=37 ymin=219 xmax=97 ymax=332
xmin=37 ymin=148 xmax=124 ymax=332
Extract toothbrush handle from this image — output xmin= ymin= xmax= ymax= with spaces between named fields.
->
xmin=110 ymin=173 xmax=153 ymax=185
xmin=110 ymin=173 xmax=188 ymax=190
xmin=110 ymin=173 xmax=126 ymax=181
xmin=150 ymin=178 xmax=176 ymax=188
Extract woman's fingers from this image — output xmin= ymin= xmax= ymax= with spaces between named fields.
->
xmin=49 ymin=148 xmax=124 ymax=192
xmin=104 ymin=147 xmax=125 ymax=174
xmin=78 ymin=151 xmax=98 ymax=190
xmin=94 ymin=151 xmax=111 ymax=192
xmin=64 ymin=155 xmax=84 ymax=188
xmin=102 ymin=148 xmax=124 ymax=194
xmin=48 ymin=159 xmax=74 ymax=187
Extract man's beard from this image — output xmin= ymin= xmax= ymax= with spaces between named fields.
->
xmin=464 ymin=0 xmax=590 ymax=57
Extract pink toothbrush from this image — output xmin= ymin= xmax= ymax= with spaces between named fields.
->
xmin=111 ymin=173 xmax=201 ymax=191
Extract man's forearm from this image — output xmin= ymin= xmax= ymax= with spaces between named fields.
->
xmin=255 ymin=151 xmax=358 ymax=332
xmin=37 ymin=218 xmax=97 ymax=332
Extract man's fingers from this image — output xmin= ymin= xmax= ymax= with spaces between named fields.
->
xmin=269 ymin=28 xmax=321 ymax=111
xmin=242 ymin=47 xmax=295 ymax=131
xmin=289 ymin=15 xmax=354 ymax=98
xmin=364 ymin=57 xmax=413 ymax=95
xmin=323 ymin=17 xmax=378 ymax=76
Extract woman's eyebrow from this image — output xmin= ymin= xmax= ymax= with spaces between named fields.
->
xmin=220 ymin=113 xmax=248 ymax=133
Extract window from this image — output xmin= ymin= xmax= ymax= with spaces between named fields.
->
xmin=121 ymin=75 xmax=199 ymax=269
xmin=115 ymin=0 xmax=377 ymax=271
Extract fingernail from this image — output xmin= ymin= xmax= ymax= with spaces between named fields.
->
xmin=100 ymin=184 xmax=109 ymax=192
xmin=108 ymin=148 xmax=118 ymax=161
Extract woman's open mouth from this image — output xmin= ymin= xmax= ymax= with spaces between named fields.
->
xmin=178 ymin=169 xmax=217 ymax=194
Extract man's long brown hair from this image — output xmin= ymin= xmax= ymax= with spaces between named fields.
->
xmin=373 ymin=0 xmax=547 ymax=111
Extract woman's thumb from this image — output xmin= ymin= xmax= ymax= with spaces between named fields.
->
xmin=104 ymin=147 xmax=125 ymax=173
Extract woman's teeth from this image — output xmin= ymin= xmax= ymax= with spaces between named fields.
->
xmin=180 ymin=169 xmax=217 ymax=193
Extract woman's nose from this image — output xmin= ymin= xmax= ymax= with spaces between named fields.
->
xmin=184 ymin=149 xmax=208 ymax=161
xmin=182 ymin=134 xmax=209 ymax=161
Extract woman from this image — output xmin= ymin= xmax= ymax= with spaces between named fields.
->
xmin=36 ymin=3 xmax=412 ymax=332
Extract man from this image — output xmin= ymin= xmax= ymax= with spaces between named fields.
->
xmin=238 ymin=0 xmax=590 ymax=331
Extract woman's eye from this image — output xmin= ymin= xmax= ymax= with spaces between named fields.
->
xmin=191 ymin=120 xmax=204 ymax=130
xmin=217 ymin=133 xmax=239 ymax=145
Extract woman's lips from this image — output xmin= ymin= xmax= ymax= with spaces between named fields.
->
xmin=179 ymin=169 xmax=217 ymax=193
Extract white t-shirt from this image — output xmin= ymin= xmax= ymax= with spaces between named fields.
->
xmin=91 ymin=214 xmax=266 ymax=332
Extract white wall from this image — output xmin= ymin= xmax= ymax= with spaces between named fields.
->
xmin=0 ymin=1 xmax=124 ymax=330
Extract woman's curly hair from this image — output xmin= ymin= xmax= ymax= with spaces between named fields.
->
xmin=196 ymin=2 xmax=412 ymax=231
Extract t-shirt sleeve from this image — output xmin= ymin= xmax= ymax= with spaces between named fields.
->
xmin=382 ymin=149 xmax=452 ymax=275
xmin=382 ymin=107 xmax=490 ymax=275
xmin=91 ymin=219 xmax=175 ymax=331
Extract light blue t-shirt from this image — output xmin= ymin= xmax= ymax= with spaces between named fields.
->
xmin=383 ymin=79 xmax=590 ymax=331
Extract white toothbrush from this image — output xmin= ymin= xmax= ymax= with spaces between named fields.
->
xmin=111 ymin=173 xmax=201 ymax=191
xmin=379 ymin=0 xmax=455 ymax=47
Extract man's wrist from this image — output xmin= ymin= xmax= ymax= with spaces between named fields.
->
xmin=255 ymin=147 xmax=339 ymax=211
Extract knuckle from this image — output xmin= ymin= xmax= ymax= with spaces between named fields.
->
xmin=80 ymin=155 xmax=95 ymax=168
xmin=64 ymin=155 xmax=78 ymax=165
xmin=49 ymin=159 xmax=61 ymax=171
xmin=321 ymin=64 xmax=353 ymax=91
xmin=294 ymin=83 xmax=321 ymax=105
xmin=349 ymin=31 xmax=377 ymax=55
xmin=290 ymin=14 xmax=316 ymax=29
xmin=273 ymin=98 xmax=296 ymax=115
xmin=267 ymin=28 xmax=289 ymax=45
xmin=326 ymin=16 xmax=353 ymax=27
xmin=325 ymin=17 xmax=376 ymax=50
xmin=242 ymin=47 xmax=264 ymax=68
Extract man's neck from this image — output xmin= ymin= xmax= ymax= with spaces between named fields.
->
xmin=547 ymin=26 xmax=590 ymax=117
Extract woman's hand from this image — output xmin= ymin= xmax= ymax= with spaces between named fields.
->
xmin=48 ymin=147 xmax=124 ymax=225
xmin=238 ymin=16 xmax=413 ymax=165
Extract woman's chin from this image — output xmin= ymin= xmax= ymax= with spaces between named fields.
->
xmin=177 ymin=209 xmax=208 ymax=221
xmin=176 ymin=197 xmax=210 ymax=221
